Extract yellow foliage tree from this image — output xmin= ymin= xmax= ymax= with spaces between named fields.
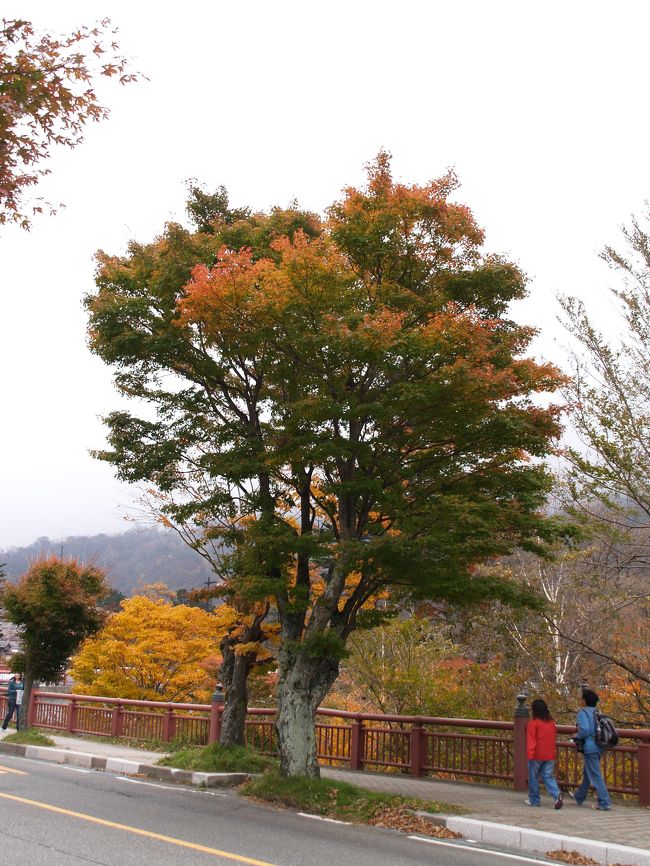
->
xmin=69 ymin=597 xmax=225 ymax=702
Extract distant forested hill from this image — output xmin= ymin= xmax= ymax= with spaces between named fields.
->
xmin=0 ymin=529 xmax=216 ymax=595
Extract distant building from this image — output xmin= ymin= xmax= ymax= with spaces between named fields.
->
xmin=0 ymin=613 xmax=21 ymax=657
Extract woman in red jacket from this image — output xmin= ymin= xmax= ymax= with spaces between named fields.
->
xmin=525 ymin=698 xmax=563 ymax=808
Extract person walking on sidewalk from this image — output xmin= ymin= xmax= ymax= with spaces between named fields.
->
xmin=2 ymin=672 xmax=24 ymax=731
xmin=572 ymin=688 xmax=611 ymax=810
xmin=524 ymin=698 xmax=563 ymax=809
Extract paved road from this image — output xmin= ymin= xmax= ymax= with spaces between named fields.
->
xmin=0 ymin=755 xmax=559 ymax=866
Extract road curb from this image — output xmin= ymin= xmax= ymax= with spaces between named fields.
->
xmin=0 ymin=741 xmax=248 ymax=788
xmin=416 ymin=811 xmax=650 ymax=866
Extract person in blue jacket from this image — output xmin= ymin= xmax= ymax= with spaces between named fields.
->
xmin=2 ymin=673 xmax=24 ymax=732
xmin=572 ymin=688 xmax=611 ymax=810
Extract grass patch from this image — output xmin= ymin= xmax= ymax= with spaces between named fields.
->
xmin=241 ymin=768 xmax=462 ymax=838
xmin=2 ymin=729 xmax=55 ymax=746
xmin=158 ymin=743 xmax=277 ymax=773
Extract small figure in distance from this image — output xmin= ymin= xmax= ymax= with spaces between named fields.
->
xmin=2 ymin=672 xmax=24 ymax=732
xmin=524 ymin=697 xmax=563 ymax=809
xmin=570 ymin=688 xmax=611 ymax=811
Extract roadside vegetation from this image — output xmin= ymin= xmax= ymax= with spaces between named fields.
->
xmin=2 ymin=729 xmax=55 ymax=746
xmin=241 ymin=770 xmax=461 ymax=837
xmin=159 ymin=742 xmax=276 ymax=773
xmin=157 ymin=741 xmax=464 ymax=838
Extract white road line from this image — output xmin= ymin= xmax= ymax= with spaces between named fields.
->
xmin=115 ymin=777 xmax=228 ymax=796
xmin=297 ymin=812 xmax=351 ymax=825
xmin=408 ymin=836 xmax=552 ymax=864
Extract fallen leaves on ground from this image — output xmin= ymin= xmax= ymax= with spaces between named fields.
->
xmin=546 ymin=851 xmax=598 ymax=865
xmin=369 ymin=806 xmax=460 ymax=838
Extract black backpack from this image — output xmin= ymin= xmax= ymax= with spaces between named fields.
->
xmin=594 ymin=711 xmax=619 ymax=749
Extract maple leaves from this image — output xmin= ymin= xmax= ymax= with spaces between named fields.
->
xmin=87 ymin=155 xmax=568 ymax=773
xmin=70 ymin=596 xmax=224 ymax=702
xmin=0 ymin=17 xmax=142 ymax=228
xmin=2 ymin=555 xmax=109 ymax=728
xmin=2 ymin=555 xmax=108 ymax=683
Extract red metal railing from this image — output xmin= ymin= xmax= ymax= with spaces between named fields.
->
xmin=2 ymin=689 xmax=649 ymax=805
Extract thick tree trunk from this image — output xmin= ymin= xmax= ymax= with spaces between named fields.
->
xmin=217 ymin=601 xmax=270 ymax=746
xmin=219 ymin=634 xmax=257 ymax=746
xmin=19 ymin=669 xmax=36 ymax=731
xmin=219 ymin=637 xmax=255 ymax=746
xmin=275 ymin=653 xmax=339 ymax=777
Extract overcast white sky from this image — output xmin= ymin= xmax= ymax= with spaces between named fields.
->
xmin=1 ymin=0 xmax=649 ymax=549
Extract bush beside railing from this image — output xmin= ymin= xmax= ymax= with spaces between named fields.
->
xmin=1 ymin=689 xmax=649 ymax=805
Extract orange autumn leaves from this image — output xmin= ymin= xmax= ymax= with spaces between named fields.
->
xmin=178 ymin=233 xmax=558 ymax=415
xmin=178 ymin=233 xmax=353 ymax=338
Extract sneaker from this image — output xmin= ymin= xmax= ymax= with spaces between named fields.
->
xmin=554 ymin=794 xmax=563 ymax=810
xmin=523 ymin=799 xmax=540 ymax=806
xmin=592 ymin=804 xmax=611 ymax=811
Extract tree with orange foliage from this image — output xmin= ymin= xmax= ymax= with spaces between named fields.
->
xmin=0 ymin=17 xmax=141 ymax=228
xmin=70 ymin=596 xmax=222 ymax=702
xmin=87 ymin=154 xmax=569 ymax=775
xmin=87 ymin=190 xmax=320 ymax=746
xmin=1 ymin=556 xmax=107 ymax=729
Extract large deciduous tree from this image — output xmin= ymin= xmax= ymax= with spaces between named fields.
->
xmin=2 ymin=556 xmax=107 ymax=727
xmin=87 ymin=154 xmax=566 ymax=776
xmin=0 ymin=17 xmax=140 ymax=228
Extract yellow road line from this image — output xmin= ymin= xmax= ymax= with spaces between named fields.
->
xmin=0 ymin=764 xmax=28 ymax=775
xmin=0 ymin=793 xmax=279 ymax=866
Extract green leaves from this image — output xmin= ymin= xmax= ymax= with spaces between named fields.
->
xmin=3 ymin=556 xmax=108 ymax=682
xmin=87 ymin=161 xmax=567 ymax=760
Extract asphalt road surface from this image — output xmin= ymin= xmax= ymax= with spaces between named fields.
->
xmin=0 ymin=755 xmax=556 ymax=866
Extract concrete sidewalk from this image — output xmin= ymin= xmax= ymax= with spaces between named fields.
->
xmin=322 ymin=766 xmax=650 ymax=850
xmin=1 ymin=730 xmax=648 ymax=864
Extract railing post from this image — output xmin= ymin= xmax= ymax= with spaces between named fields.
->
xmin=350 ymin=715 xmax=365 ymax=771
xmin=513 ymin=693 xmax=529 ymax=792
xmin=410 ymin=721 xmax=425 ymax=777
xmin=111 ymin=702 xmax=123 ymax=738
xmin=209 ymin=684 xmax=225 ymax=744
xmin=638 ymin=742 xmax=650 ymax=807
xmin=67 ymin=696 xmax=78 ymax=734
xmin=162 ymin=705 xmax=176 ymax=742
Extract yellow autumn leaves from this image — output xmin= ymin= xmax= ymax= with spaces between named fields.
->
xmin=69 ymin=597 xmax=233 ymax=703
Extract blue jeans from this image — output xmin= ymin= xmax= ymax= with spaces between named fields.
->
xmin=574 ymin=752 xmax=610 ymax=809
xmin=528 ymin=759 xmax=561 ymax=805
xmin=2 ymin=701 xmax=19 ymax=731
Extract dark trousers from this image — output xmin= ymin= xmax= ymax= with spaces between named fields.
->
xmin=2 ymin=701 xmax=19 ymax=731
